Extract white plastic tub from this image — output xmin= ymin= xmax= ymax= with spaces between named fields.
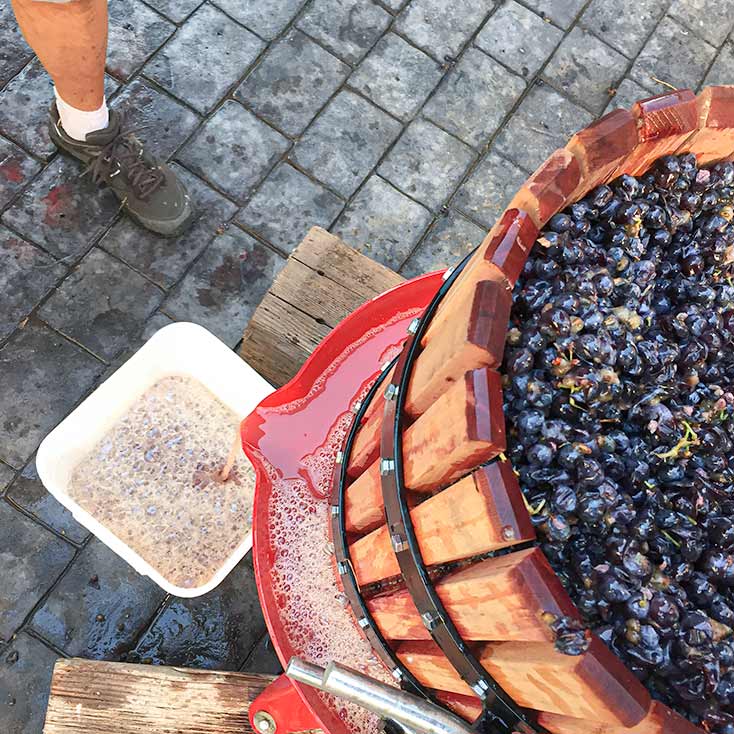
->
xmin=36 ymin=322 xmax=273 ymax=598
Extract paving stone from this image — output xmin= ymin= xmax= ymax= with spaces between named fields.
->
xmin=177 ymin=101 xmax=289 ymax=202
xmin=0 ymin=632 xmax=59 ymax=733
xmin=0 ymin=225 xmax=65 ymax=342
xmin=378 ymin=118 xmax=475 ymax=210
xmin=424 ymin=48 xmax=526 ymax=148
xmin=454 ymin=149 xmax=527 ymax=228
xmin=494 ymin=81 xmax=593 ymax=173
xmin=348 ymin=32 xmax=443 ymax=121
xmin=6 ymin=459 xmax=89 ymax=545
xmin=291 ymin=90 xmax=401 ymax=197
xmin=704 ymin=41 xmax=734 ymax=87
xmin=605 ymin=77 xmax=650 ymax=113
xmin=110 ymin=79 xmax=200 ymax=161
xmin=129 ymin=556 xmax=265 ymax=669
xmin=144 ymin=3 xmax=265 ymax=114
xmin=163 ymin=227 xmax=285 ymax=347
xmin=100 ymin=165 xmax=238 ymax=288
xmin=141 ymin=312 xmax=175 ymax=341
xmin=521 ymin=0 xmax=585 ymax=29
xmin=297 ymin=0 xmax=392 ymax=64
xmin=237 ymin=162 xmax=344 ymax=253
xmin=581 ymin=0 xmax=666 ymax=58
xmin=543 ymin=27 xmax=627 ymax=114
xmin=0 ymin=2 xmax=32 ymax=89
xmin=0 ymin=136 xmax=41 ymax=212
xmin=107 ymin=0 xmax=175 ymax=80
xmin=142 ymin=0 xmax=203 ymax=23
xmin=630 ymin=16 xmax=717 ymax=95
xmin=0 ymin=321 xmax=104 ymax=468
xmin=476 ymin=1 xmax=563 ymax=78
xmin=395 ymin=0 xmax=495 ymax=61
xmin=401 ymin=209 xmax=486 ymax=278
xmin=240 ymin=633 xmax=283 ymax=675
xmin=30 ymin=539 xmax=166 ymax=659
xmin=213 ymin=0 xmax=306 ymax=39
xmin=39 ymin=248 xmax=163 ymax=362
xmin=669 ymin=0 xmax=734 ymax=47
xmin=333 ymin=175 xmax=432 ymax=269
xmin=235 ymin=29 xmax=349 ymax=136
xmin=0 ymin=58 xmax=120 ymax=160
xmin=0 ymin=501 xmax=75 ymax=641
xmin=0 ymin=463 xmax=13 ymax=492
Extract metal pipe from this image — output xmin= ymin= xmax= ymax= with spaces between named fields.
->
xmin=286 ymin=657 xmax=474 ymax=734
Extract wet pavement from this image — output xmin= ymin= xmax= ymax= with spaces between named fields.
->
xmin=2 ymin=0 xmax=734 ymax=731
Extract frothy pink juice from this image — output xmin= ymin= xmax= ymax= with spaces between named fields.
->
xmin=69 ymin=375 xmax=254 ymax=589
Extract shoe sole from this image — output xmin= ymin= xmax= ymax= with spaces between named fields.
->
xmin=49 ymin=120 xmax=197 ymax=239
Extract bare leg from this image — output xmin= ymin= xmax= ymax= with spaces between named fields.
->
xmin=10 ymin=0 xmax=107 ymax=111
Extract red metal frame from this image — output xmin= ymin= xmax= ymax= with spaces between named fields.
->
xmin=249 ymin=674 xmax=323 ymax=734
xmin=241 ymin=272 xmax=444 ymax=734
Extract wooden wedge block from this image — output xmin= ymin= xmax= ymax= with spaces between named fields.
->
xmin=367 ymin=547 xmax=577 ymax=642
xmin=347 ymin=278 xmax=512 ymax=476
xmin=617 ymin=89 xmax=698 ymax=177
xmin=345 ymin=368 xmax=505 ymax=533
xmin=396 ymin=641 xmax=476 ymax=698
xmin=480 ymin=637 xmax=650 ymax=727
xmin=508 ymin=148 xmax=581 ymax=229
xmin=566 ymin=109 xmax=638 ymax=198
xmin=422 ymin=209 xmax=536 ymax=352
xmin=688 ymin=85 xmax=734 ymax=166
xmin=433 ymin=690 xmax=484 ymax=722
xmin=538 ymin=701 xmax=702 ymax=734
xmin=350 ymin=461 xmax=534 ymax=585
xmin=397 ymin=638 xmax=650 ymax=726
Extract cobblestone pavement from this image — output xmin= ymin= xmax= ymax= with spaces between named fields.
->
xmin=1 ymin=0 xmax=733 ymax=730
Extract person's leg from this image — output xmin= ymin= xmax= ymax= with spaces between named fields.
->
xmin=11 ymin=0 xmax=107 ymax=111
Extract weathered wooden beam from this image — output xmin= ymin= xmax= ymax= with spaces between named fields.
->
xmin=345 ymin=367 xmax=506 ymax=534
xmin=368 ymin=547 xmax=577 ymax=642
xmin=43 ymin=658 xmax=276 ymax=734
xmin=349 ymin=461 xmax=534 ymax=585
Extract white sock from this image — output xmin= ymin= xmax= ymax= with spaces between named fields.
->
xmin=54 ymin=88 xmax=110 ymax=142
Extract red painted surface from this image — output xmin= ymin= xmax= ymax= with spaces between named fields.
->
xmin=241 ymin=272 xmax=443 ymax=734
xmin=249 ymin=674 xmax=323 ymax=734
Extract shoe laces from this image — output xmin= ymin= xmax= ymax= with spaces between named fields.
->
xmin=87 ymin=119 xmax=165 ymax=200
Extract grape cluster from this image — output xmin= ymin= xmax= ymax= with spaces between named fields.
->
xmin=502 ymin=154 xmax=734 ymax=731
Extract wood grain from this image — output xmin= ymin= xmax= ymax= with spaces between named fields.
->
xmin=43 ymin=658 xmax=275 ymax=734
xmin=368 ymin=547 xmax=577 ymax=642
xmin=240 ymin=226 xmax=404 ymax=387
xmin=349 ymin=461 xmax=535 ymax=585
xmin=344 ymin=368 xmax=506 ymax=533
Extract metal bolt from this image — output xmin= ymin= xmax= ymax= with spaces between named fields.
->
xmin=253 ymin=711 xmax=276 ymax=734
xmin=501 ymin=525 xmax=516 ymax=541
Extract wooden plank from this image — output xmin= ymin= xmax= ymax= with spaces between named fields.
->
xmin=291 ymin=227 xmax=404 ymax=302
xmin=538 ymin=702 xmax=702 ymax=734
xmin=396 ymin=638 xmax=651 ymax=727
xmin=345 ymin=367 xmax=506 ymax=533
xmin=240 ymin=292 xmax=329 ymax=387
xmin=43 ymin=658 xmax=275 ymax=734
xmin=367 ymin=547 xmax=577 ymax=642
xmin=240 ymin=226 xmax=404 ymax=387
xmin=433 ymin=691 xmax=484 ymax=722
xmin=349 ymin=462 xmax=534 ymax=585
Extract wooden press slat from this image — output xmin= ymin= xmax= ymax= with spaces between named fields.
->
xmin=367 ymin=547 xmax=576 ymax=642
xmin=43 ymin=658 xmax=276 ymax=734
xmin=349 ymin=462 xmax=535 ymax=585
xmin=345 ymin=367 xmax=506 ymax=534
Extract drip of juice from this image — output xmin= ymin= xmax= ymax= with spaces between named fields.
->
xmin=69 ymin=375 xmax=254 ymax=589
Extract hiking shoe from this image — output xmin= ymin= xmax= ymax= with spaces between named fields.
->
xmin=49 ymin=103 xmax=195 ymax=237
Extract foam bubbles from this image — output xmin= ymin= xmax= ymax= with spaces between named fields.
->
xmin=69 ymin=375 xmax=254 ymax=589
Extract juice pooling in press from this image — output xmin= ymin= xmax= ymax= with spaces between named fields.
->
xmin=68 ymin=375 xmax=254 ymax=589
